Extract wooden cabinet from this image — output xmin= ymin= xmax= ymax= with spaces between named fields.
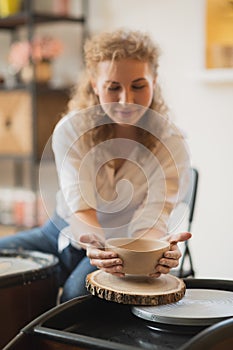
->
xmin=0 ymin=91 xmax=32 ymax=156
xmin=0 ymin=89 xmax=69 ymax=159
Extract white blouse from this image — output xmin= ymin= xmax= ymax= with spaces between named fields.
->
xmin=52 ymin=109 xmax=190 ymax=249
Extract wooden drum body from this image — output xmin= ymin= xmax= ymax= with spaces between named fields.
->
xmin=0 ymin=249 xmax=59 ymax=348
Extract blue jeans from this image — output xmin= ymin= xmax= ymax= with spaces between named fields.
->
xmin=0 ymin=212 xmax=97 ymax=302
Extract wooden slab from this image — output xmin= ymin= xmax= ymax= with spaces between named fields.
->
xmin=86 ymin=270 xmax=186 ymax=305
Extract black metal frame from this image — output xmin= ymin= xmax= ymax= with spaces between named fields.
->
xmin=4 ymin=278 xmax=232 ymax=350
xmin=179 ymin=316 xmax=233 ymax=350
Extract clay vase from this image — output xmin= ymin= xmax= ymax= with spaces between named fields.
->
xmin=105 ymin=237 xmax=170 ymax=275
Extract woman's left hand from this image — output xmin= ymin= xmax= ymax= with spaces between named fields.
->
xmin=149 ymin=232 xmax=192 ymax=278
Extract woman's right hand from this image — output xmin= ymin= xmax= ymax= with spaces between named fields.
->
xmin=79 ymin=233 xmax=125 ymax=277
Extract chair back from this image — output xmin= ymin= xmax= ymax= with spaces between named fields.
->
xmin=168 ymin=167 xmax=199 ymax=278
xmin=183 ymin=167 xmax=199 ymax=231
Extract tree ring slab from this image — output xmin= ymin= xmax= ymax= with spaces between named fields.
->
xmin=86 ymin=270 xmax=186 ymax=305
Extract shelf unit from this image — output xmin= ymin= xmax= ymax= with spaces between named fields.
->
xmin=0 ymin=12 xmax=85 ymax=29
xmin=0 ymin=0 xmax=88 ymax=228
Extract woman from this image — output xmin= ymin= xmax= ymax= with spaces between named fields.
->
xmin=0 ymin=29 xmax=191 ymax=302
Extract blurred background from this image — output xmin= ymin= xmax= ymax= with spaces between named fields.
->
xmin=0 ymin=0 xmax=232 ymax=280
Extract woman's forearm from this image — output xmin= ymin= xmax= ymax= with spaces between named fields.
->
xmin=70 ymin=209 xmax=105 ymax=249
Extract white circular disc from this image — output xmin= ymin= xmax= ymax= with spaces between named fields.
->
xmin=132 ymin=289 xmax=233 ymax=326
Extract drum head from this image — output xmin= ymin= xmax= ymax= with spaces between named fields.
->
xmin=0 ymin=257 xmax=41 ymax=276
xmin=0 ymin=249 xmax=58 ymax=287
xmin=132 ymin=289 xmax=233 ymax=326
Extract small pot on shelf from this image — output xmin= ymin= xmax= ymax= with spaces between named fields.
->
xmin=20 ymin=60 xmax=52 ymax=84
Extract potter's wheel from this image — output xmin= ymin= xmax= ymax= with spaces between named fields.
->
xmin=132 ymin=288 xmax=233 ymax=326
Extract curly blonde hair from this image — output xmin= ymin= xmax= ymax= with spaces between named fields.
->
xmin=68 ymin=29 xmax=169 ymax=150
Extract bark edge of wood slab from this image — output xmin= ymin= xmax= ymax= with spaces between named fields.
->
xmin=86 ymin=270 xmax=186 ymax=305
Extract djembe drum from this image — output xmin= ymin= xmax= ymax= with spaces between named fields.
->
xmin=0 ymin=249 xmax=59 ymax=348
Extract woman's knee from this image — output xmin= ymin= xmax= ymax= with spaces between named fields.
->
xmin=0 ymin=228 xmax=37 ymax=250
xmin=0 ymin=227 xmax=52 ymax=252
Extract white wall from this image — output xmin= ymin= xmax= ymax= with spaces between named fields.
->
xmin=87 ymin=0 xmax=233 ymax=280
